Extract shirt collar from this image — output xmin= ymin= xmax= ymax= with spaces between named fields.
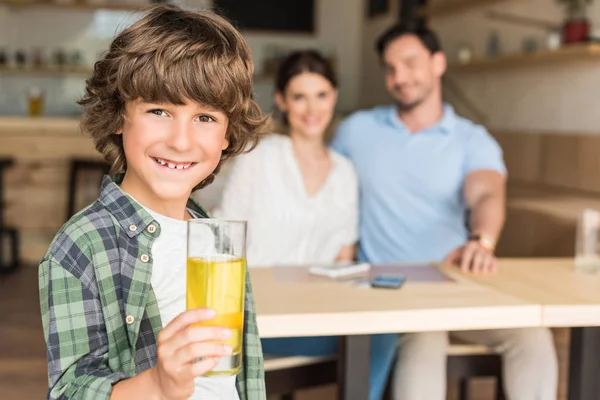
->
xmin=98 ymin=174 xmax=209 ymax=238
xmin=386 ymin=103 xmax=457 ymax=135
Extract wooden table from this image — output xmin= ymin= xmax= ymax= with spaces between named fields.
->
xmin=461 ymin=258 xmax=600 ymax=400
xmin=251 ymin=267 xmax=541 ymax=337
xmin=250 ymin=266 xmax=542 ymax=400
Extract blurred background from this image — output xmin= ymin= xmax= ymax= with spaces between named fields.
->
xmin=3 ymin=0 xmax=600 ymax=265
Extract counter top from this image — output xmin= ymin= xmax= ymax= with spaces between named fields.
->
xmin=0 ymin=116 xmax=98 ymax=159
xmin=0 ymin=116 xmax=81 ymax=134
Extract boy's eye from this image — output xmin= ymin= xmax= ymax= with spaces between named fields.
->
xmin=198 ymin=115 xmax=215 ymax=123
xmin=149 ymin=109 xmax=167 ymax=117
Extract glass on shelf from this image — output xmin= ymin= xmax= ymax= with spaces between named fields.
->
xmin=575 ymin=208 xmax=600 ymax=274
xmin=27 ymin=86 xmax=44 ymax=117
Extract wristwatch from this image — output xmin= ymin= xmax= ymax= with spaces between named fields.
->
xmin=468 ymin=233 xmax=496 ymax=253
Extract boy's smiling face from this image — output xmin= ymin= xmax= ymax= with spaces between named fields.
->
xmin=118 ymin=99 xmax=229 ymax=218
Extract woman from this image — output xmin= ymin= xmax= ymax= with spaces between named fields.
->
xmin=215 ymin=50 xmax=397 ymax=400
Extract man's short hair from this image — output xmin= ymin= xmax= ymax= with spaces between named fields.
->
xmin=376 ymin=24 xmax=442 ymax=57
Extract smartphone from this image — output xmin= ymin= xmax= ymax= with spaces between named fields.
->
xmin=370 ymin=274 xmax=406 ymax=289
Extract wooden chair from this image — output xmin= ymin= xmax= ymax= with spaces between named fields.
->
xmin=264 ymin=355 xmax=337 ymax=399
xmin=0 ymin=158 xmax=19 ymax=274
xmin=447 ymin=342 xmax=504 ymax=400
xmin=264 ymin=341 xmax=504 ymax=400
xmin=66 ymin=158 xmax=109 ymax=219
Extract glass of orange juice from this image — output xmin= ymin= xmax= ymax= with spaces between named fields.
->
xmin=186 ymin=219 xmax=247 ymax=376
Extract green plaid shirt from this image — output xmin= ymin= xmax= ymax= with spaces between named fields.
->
xmin=39 ymin=176 xmax=265 ymax=400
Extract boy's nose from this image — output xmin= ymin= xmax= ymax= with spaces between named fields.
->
xmin=166 ymin=123 xmax=194 ymax=152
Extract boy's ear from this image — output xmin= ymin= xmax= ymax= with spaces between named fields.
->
xmin=222 ymin=121 xmax=230 ymax=150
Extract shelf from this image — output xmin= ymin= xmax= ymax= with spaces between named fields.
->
xmin=0 ymin=65 xmax=93 ymax=76
xmin=0 ymin=66 xmax=277 ymax=82
xmin=0 ymin=0 xmax=147 ymax=12
xmin=421 ymin=0 xmax=506 ymax=18
xmin=447 ymin=43 xmax=600 ymax=73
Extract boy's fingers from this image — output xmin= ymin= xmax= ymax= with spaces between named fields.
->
xmin=174 ymin=342 xmax=233 ymax=366
xmin=190 ymin=357 xmax=220 ymax=377
xmin=158 ymin=308 xmax=216 ymax=343
xmin=161 ymin=326 xmax=231 ymax=356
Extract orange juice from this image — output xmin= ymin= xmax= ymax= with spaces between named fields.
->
xmin=186 ymin=255 xmax=246 ymax=375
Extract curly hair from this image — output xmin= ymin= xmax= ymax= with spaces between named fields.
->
xmin=78 ymin=4 xmax=269 ymax=190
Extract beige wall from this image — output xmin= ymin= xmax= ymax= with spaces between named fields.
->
xmin=430 ymin=0 xmax=600 ymax=133
xmin=244 ymin=0 xmax=364 ymax=114
xmin=359 ymin=1 xmax=398 ymax=109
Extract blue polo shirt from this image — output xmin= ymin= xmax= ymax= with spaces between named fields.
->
xmin=331 ymin=104 xmax=506 ymax=263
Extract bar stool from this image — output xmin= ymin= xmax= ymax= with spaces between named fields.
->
xmin=66 ymin=158 xmax=109 ymax=219
xmin=0 ymin=158 xmax=19 ymax=274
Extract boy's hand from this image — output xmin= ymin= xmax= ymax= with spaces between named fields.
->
xmin=151 ymin=308 xmax=232 ymax=400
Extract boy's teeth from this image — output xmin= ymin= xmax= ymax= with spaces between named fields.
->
xmin=155 ymin=158 xmax=191 ymax=170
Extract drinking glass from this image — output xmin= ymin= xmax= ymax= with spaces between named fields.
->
xmin=187 ymin=219 xmax=247 ymax=375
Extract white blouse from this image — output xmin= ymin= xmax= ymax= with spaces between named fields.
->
xmin=214 ymin=134 xmax=358 ymax=267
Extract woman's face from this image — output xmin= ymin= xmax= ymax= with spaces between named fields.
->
xmin=275 ymin=72 xmax=338 ymax=140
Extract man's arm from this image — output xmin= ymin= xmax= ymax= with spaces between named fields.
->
xmin=444 ymin=170 xmax=506 ymax=273
xmin=464 ymin=169 xmax=506 ymax=246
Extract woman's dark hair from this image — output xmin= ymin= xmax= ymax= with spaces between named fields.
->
xmin=275 ymin=50 xmax=338 ymax=94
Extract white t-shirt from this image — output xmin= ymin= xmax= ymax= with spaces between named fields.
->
xmin=145 ymin=207 xmax=240 ymax=400
xmin=214 ymin=134 xmax=359 ymax=267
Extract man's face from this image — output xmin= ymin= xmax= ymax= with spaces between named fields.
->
xmin=382 ymin=34 xmax=446 ymax=110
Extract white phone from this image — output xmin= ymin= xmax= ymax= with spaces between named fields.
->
xmin=308 ymin=262 xmax=371 ymax=278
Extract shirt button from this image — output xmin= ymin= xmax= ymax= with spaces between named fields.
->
xmin=129 ymin=224 xmax=137 ymax=232
xmin=125 ymin=315 xmax=135 ymax=325
xmin=147 ymin=224 xmax=156 ymax=234
xmin=140 ymin=254 xmax=149 ymax=263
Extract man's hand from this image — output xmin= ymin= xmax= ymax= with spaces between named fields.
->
xmin=444 ymin=241 xmax=497 ymax=274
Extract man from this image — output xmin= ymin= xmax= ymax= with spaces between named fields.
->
xmin=331 ymin=24 xmax=557 ymax=400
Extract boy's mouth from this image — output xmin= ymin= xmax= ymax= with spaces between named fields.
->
xmin=152 ymin=157 xmax=196 ymax=170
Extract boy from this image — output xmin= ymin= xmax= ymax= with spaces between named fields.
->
xmin=38 ymin=5 xmax=269 ymax=400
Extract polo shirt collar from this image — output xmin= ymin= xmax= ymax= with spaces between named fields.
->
xmin=386 ymin=103 xmax=456 ymax=135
